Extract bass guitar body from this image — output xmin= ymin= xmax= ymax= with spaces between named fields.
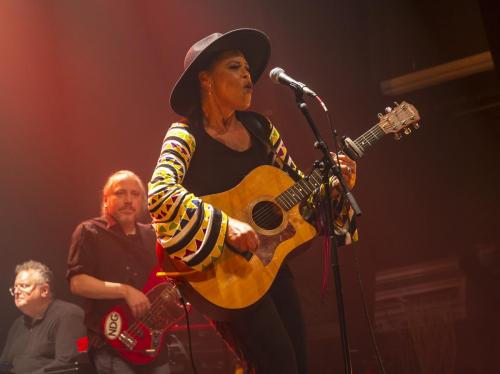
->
xmin=102 ymin=266 xmax=186 ymax=365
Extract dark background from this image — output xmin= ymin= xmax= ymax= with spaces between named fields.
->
xmin=0 ymin=1 xmax=498 ymax=372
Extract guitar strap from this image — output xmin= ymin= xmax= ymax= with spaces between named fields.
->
xmin=237 ymin=111 xmax=302 ymax=181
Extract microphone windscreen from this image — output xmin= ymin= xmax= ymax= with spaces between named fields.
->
xmin=269 ymin=67 xmax=284 ymax=83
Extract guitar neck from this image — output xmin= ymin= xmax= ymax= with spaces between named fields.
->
xmin=275 ymin=124 xmax=386 ymax=211
xmin=352 ymin=123 xmax=386 ymax=154
xmin=275 ymin=168 xmax=323 ymax=211
xmin=348 ymin=101 xmax=420 ymax=157
xmin=274 ymin=102 xmax=418 ymax=212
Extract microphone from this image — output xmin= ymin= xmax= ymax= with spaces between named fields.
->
xmin=269 ymin=67 xmax=317 ymax=97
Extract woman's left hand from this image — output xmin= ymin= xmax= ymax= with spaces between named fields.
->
xmin=331 ymin=152 xmax=357 ymax=191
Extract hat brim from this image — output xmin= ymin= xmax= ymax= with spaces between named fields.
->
xmin=170 ymin=28 xmax=271 ymax=117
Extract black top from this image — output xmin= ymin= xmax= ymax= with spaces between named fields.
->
xmin=0 ymin=299 xmax=85 ymax=374
xmin=66 ymin=217 xmax=157 ymax=334
xmin=183 ymin=112 xmax=272 ymax=196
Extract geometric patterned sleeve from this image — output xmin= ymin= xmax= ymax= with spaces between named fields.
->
xmin=266 ymin=118 xmax=305 ymax=180
xmin=148 ymin=122 xmax=227 ymax=272
xmin=265 ymin=117 xmax=358 ymax=246
xmin=307 ymin=187 xmax=359 ymax=246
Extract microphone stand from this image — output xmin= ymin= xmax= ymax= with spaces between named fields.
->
xmin=293 ymin=89 xmax=361 ymax=374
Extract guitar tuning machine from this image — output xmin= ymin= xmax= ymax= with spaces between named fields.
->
xmin=413 ymin=123 xmax=420 ymax=130
xmin=404 ymin=127 xmax=412 ymax=135
xmin=394 ymin=133 xmax=403 ymax=141
xmin=384 ymin=106 xmax=392 ymax=113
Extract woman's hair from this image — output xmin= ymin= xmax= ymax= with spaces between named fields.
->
xmin=184 ymin=106 xmax=204 ymax=128
xmin=101 ymin=170 xmax=147 ymax=215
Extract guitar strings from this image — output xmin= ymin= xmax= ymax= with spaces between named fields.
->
xmin=254 ymin=169 xmax=321 ymax=220
xmin=137 ymin=286 xmax=179 ymax=328
xmin=276 ymin=170 xmax=321 ymax=210
xmin=251 ymin=204 xmax=284 ymax=228
xmin=355 ymin=126 xmax=384 ymax=148
xmin=125 ymin=285 xmax=182 ymax=337
xmin=126 ymin=289 xmax=168 ymax=335
xmin=127 ymin=290 xmax=180 ymax=339
xmin=251 ymin=170 xmax=323 ymax=227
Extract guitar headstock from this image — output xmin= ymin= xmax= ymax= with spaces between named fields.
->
xmin=377 ymin=101 xmax=420 ymax=140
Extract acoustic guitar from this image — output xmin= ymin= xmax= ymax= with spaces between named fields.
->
xmin=164 ymin=102 xmax=420 ymax=318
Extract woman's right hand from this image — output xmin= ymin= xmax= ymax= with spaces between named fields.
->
xmin=226 ymin=218 xmax=260 ymax=253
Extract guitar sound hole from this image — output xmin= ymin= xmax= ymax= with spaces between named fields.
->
xmin=252 ymin=201 xmax=284 ymax=230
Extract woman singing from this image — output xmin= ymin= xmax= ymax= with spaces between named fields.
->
xmin=149 ymin=28 xmax=357 ymax=374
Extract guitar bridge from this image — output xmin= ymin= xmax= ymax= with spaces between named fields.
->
xmin=146 ymin=330 xmax=162 ymax=356
xmin=118 ymin=332 xmax=137 ymax=350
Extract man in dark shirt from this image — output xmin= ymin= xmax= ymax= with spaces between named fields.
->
xmin=67 ymin=170 xmax=170 ymax=374
xmin=0 ymin=260 xmax=86 ymax=374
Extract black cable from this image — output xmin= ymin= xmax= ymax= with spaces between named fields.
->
xmin=315 ymin=95 xmax=340 ymax=154
xmin=179 ymin=291 xmax=198 ymax=374
xmin=315 ymin=95 xmax=345 ymax=191
xmin=352 ymin=248 xmax=387 ymax=374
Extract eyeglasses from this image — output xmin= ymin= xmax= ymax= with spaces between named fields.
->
xmin=9 ymin=283 xmax=38 ymax=296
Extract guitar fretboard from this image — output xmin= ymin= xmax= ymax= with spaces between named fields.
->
xmin=275 ymin=168 xmax=323 ymax=211
xmin=353 ymin=124 xmax=386 ymax=154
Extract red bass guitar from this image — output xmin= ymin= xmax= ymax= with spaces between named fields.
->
xmin=101 ymin=266 xmax=188 ymax=365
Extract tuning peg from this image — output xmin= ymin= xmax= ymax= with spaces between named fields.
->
xmin=385 ymin=106 xmax=392 ymax=113
xmin=404 ymin=127 xmax=412 ymax=135
xmin=413 ymin=123 xmax=420 ymax=130
xmin=378 ymin=113 xmax=383 ymax=119
xmin=393 ymin=101 xmax=399 ymax=107
xmin=394 ymin=133 xmax=402 ymax=141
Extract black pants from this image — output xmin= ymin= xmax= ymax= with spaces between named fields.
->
xmin=217 ymin=266 xmax=307 ymax=374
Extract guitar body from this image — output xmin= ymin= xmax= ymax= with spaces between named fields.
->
xmin=166 ymin=165 xmax=317 ymax=316
xmin=102 ymin=266 xmax=186 ymax=365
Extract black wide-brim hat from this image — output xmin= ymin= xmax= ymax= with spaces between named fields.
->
xmin=170 ymin=28 xmax=271 ymax=117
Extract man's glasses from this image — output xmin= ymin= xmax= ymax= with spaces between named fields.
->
xmin=9 ymin=283 xmax=38 ymax=296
